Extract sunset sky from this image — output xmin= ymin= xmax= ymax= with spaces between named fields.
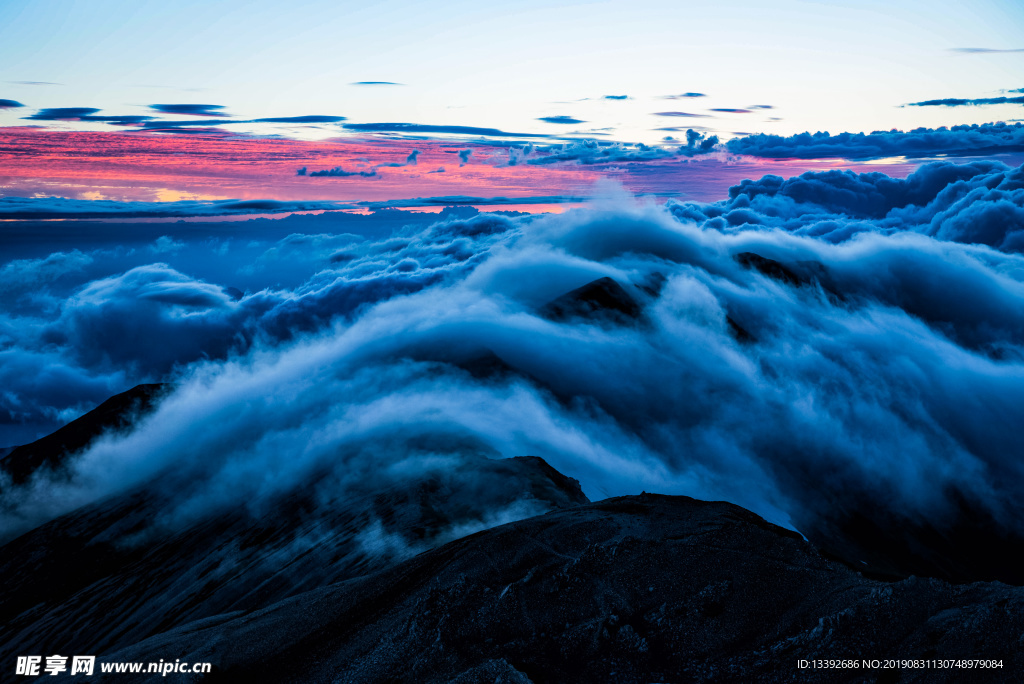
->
xmin=1 ymin=0 xmax=1022 ymax=211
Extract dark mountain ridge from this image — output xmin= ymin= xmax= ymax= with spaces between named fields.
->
xmin=101 ymin=494 xmax=1023 ymax=683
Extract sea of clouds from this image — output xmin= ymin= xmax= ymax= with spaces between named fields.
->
xmin=1 ymin=160 xmax=1022 ymax=557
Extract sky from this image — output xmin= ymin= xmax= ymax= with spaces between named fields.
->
xmin=1 ymin=0 xmax=1022 ymax=144
xmin=1 ymin=0 xmax=1023 ymax=209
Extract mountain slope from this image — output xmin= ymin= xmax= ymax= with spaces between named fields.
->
xmin=103 ymin=494 xmax=1022 ymax=683
xmin=0 ymin=454 xmax=587 ymax=663
xmin=0 ymin=384 xmax=167 ymax=485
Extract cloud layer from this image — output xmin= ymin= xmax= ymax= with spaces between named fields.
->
xmin=1 ymin=162 xmax=1022 ymax=585
xmin=149 ymin=104 xmax=228 ymax=117
xmin=669 ymin=160 xmax=1024 ymax=252
xmin=727 ymin=122 xmax=1024 ymax=159
xmin=0 ymin=197 xmax=357 ymax=219
xmin=908 ymin=96 xmax=1024 ymax=108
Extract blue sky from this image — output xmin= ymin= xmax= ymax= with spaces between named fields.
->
xmin=2 ymin=0 xmax=1023 ymax=143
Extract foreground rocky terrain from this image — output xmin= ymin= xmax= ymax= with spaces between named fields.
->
xmin=103 ymin=494 xmax=1022 ymax=683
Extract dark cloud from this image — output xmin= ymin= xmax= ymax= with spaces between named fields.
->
xmin=251 ymin=115 xmax=347 ymax=123
xmin=522 ymin=135 xmax=719 ymax=165
xmin=709 ymin=108 xmax=753 ymax=114
xmin=538 ymin=116 xmax=586 ymax=124
xmin=342 ymin=122 xmax=551 ymax=138
xmin=0 ymin=196 xmax=572 ymax=221
xmin=949 ymin=47 xmax=1024 ymax=54
xmin=750 ymin=105 xmax=774 ymax=110
xmin=22 ymin=108 xmax=154 ymax=126
xmin=458 ymin=149 xmax=473 ymax=166
xmin=727 ymin=121 xmax=1024 ymax=159
xmin=0 ymin=99 xmax=24 ymax=109
xmin=661 ymin=93 xmax=706 ymax=99
xmin=526 ymin=140 xmax=669 ymax=165
xmin=7 ymin=81 xmax=61 ymax=86
xmin=0 ymin=197 xmax=355 ymax=220
xmin=350 ymin=81 xmax=404 ymax=85
xmin=372 ymin=150 xmax=419 ymax=169
xmin=149 ymin=104 xmax=228 ymax=117
xmin=21 ymin=107 xmax=155 ymax=126
xmin=603 ymin=95 xmax=628 ymax=100
xmin=307 ymin=167 xmax=378 ymax=177
xmin=652 ymin=111 xmax=711 ymax=118
xmin=679 ymin=129 xmax=719 ymax=157
xmin=135 ymin=114 xmax=346 ymax=130
xmin=907 ymin=95 xmax=1024 ymax=107
xmin=23 ymin=107 xmax=99 ymax=120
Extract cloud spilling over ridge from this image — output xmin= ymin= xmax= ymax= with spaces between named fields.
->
xmin=727 ymin=121 xmax=1024 ymax=159
xmin=681 ymin=129 xmax=719 ymax=156
xmin=1 ymin=163 xmax=1022 ymax=584
xmin=0 ymin=211 xmax=499 ymax=445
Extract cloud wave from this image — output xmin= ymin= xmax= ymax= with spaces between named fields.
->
xmin=2 ymin=162 xmax=1023 ymax=584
